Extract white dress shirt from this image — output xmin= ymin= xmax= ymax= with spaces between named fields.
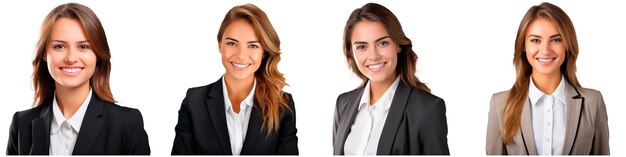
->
xmin=222 ymin=76 xmax=256 ymax=155
xmin=49 ymin=89 xmax=92 ymax=155
xmin=529 ymin=75 xmax=566 ymax=155
xmin=344 ymin=76 xmax=400 ymax=155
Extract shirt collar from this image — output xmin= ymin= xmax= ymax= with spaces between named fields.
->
xmin=51 ymin=88 xmax=92 ymax=133
xmin=358 ymin=76 xmax=401 ymax=111
xmin=222 ymin=75 xmax=256 ymax=112
xmin=529 ymin=75 xmax=566 ymax=106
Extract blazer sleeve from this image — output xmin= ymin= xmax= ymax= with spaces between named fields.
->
xmin=6 ymin=112 xmax=18 ymax=155
xmin=486 ymin=94 xmax=507 ymax=155
xmin=171 ymin=91 xmax=195 ymax=155
xmin=592 ymin=92 xmax=610 ymax=155
xmin=275 ymin=94 xmax=299 ymax=155
xmin=419 ymin=98 xmax=450 ymax=155
xmin=124 ymin=109 xmax=151 ymax=155
xmin=333 ymin=94 xmax=341 ymax=149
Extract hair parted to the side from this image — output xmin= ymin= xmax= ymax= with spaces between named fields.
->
xmin=343 ymin=3 xmax=431 ymax=93
xmin=32 ymin=3 xmax=114 ymax=106
xmin=217 ymin=3 xmax=290 ymax=135
xmin=502 ymin=2 xmax=581 ymax=144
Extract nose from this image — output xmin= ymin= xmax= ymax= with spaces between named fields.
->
xmin=368 ymin=46 xmax=382 ymax=61
xmin=63 ymin=47 xmax=78 ymax=64
xmin=539 ymin=41 xmax=551 ymax=55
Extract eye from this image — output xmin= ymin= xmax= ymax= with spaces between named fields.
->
xmin=529 ymin=39 xmax=540 ymax=43
xmin=78 ymin=44 xmax=90 ymax=49
xmin=355 ymin=45 xmax=366 ymax=50
xmin=378 ymin=41 xmax=389 ymax=47
xmin=248 ymin=44 xmax=260 ymax=49
xmin=52 ymin=44 xmax=65 ymax=49
xmin=226 ymin=41 xmax=237 ymax=46
xmin=551 ymin=38 xmax=562 ymax=43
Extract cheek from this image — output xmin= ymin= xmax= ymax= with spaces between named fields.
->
xmin=352 ymin=52 xmax=366 ymax=68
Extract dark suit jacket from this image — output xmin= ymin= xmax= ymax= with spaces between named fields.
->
xmin=6 ymin=93 xmax=150 ymax=155
xmin=333 ymin=81 xmax=449 ymax=155
xmin=171 ymin=78 xmax=298 ymax=155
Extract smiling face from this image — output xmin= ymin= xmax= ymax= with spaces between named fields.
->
xmin=525 ymin=17 xmax=566 ymax=78
xmin=45 ymin=17 xmax=97 ymax=90
xmin=351 ymin=20 xmax=399 ymax=84
xmin=219 ymin=19 xmax=264 ymax=82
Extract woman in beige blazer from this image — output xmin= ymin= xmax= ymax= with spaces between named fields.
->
xmin=486 ymin=2 xmax=609 ymax=155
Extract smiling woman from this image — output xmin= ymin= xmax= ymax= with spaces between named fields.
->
xmin=333 ymin=3 xmax=449 ymax=155
xmin=6 ymin=3 xmax=150 ymax=155
xmin=171 ymin=3 xmax=298 ymax=155
xmin=486 ymin=2 xmax=609 ymax=155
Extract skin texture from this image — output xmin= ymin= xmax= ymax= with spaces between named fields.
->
xmin=525 ymin=17 xmax=566 ymax=94
xmin=350 ymin=20 xmax=400 ymax=104
xmin=219 ymin=19 xmax=263 ymax=113
xmin=45 ymin=17 xmax=96 ymax=119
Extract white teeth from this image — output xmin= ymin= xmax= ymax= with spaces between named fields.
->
xmin=368 ymin=63 xmax=383 ymax=69
xmin=62 ymin=68 xmax=82 ymax=73
xmin=538 ymin=58 xmax=554 ymax=63
xmin=233 ymin=63 xmax=251 ymax=68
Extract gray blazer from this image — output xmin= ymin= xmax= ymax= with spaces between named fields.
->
xmin=333 ymin=81 xmax=449 ymax=155
xmin=486 ymin=82 xmax=609 ymax=155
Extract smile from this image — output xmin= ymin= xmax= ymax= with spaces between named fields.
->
xmin=60 ymin=67 xmax=83 ymax=73
xmin=366 ymin=62 xmax=386 ymax=72
xmin=231 ymin=62 xmax=251 ymax=69
xmin=536 ymin=57 xmax=556 ymax=64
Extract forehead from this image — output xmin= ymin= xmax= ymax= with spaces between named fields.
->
xmin=351 ymin=20 xmax=389 ymax=42
xmin=50 ymin=17 xmax=88 ymax=41
xmin=526 ymin=17 xmax=560 ymax=36
xmin=222 ymin=19 xmax=258 ymax=41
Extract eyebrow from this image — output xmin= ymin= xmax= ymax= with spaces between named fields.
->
xmin=50 ymin=40 xmax=90 ymax=44
xmin=528 ymin=34 xmax=562 ymax=38
xmin=352 ymin=36 xmax=390 ymax=45
xmin=225 ymin=37 xmax=259 ymax=44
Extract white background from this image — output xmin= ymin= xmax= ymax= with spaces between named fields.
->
xmin=0 ymin=0 xmax=624 ymax=156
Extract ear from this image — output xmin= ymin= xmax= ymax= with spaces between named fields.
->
xmin=42 ymin=52 xmax=47 ymax=62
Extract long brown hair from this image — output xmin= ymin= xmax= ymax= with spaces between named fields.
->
xmin=217 ymin=4 xmax=289 ymax=135
xmin=343 ymin=3 xmax=430 ymax=93
xmin=32 ymin=3 xmax=114 ymax=106
xmin=502 ymin=2 xmax=581 ymax=144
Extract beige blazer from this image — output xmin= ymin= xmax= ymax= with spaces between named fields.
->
xmin=486 ymin=82 xmax=609 ymax=155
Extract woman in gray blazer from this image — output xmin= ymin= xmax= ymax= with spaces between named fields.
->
xmin=486 ymin=2 xmax=609 ymax=155
xmin=333 ymin=3 xmax=449 ymax=155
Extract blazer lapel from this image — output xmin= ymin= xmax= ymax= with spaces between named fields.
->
xmin=376 ymin=82 xmax=411 ymax=155
xmin=72 ymin=93 xmax=105 ymax=154
xmin=333 ymin=87 xmax=364 ymax=154
xmin=241 ymin=101 xmax=262 ymax=154
xmin=30 ymin=103 xmax=52 ymax=155
xmin=205 ymin=78 xmax=232 ymax=154
xmin=520 ymin=99 xmax=537 ymax=155
xmin=562 ymin=83 xmax=583 ymax=155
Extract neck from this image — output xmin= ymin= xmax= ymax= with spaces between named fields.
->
xmin=224 ymin=74 xmax=255 ymax=113
xmin=531 ymin=72 xmax=562 ymax=95
xmin=55 ymin=82 xmax=91 ymax=119
xmin=369 ymin=75 xmax=397 ymax=105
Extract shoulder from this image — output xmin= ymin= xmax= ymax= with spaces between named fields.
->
xmin=335 ymin=88 xmax=361 ymax=110
xmin=490 ymin=90 xmax=511 ymax=107
xmin=406 ymin=88 xmax=446 ymax=112
xmin=102 ymin=102 xmax=144 ymax=120
xmin=185 ymin=81 xmax=218 ymax=98
xmin=13 ymin=104 xmax=49 ymax=122
xmin=577 ymin=87 xmax=605 ymax=107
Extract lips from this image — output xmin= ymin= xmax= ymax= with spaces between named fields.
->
xmin=536 ymin=57 xmax=556 ymax=64
xmin=59 ymin=67 xmax=84 ymax=76
xmin=231 ymin=62 xmax=251 ymax=69
xmin=366 ymin=62 xmax=386 ymax=72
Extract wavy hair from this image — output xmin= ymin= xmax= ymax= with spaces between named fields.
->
xmin=502 ymin=2 xmax=580 ymax=144
xmin=217 ymin=4 xmax=290 ymax=135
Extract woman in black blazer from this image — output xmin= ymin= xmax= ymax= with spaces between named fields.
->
xmin=6 ymin=3 xmax=150 ymax=155
xmin=171 ymin=4 xmax=298 ymax=155
xmin=333 ymin=3 xmax=449 ymax=155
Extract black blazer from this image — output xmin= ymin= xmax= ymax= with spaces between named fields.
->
xmin=171 ymin=78 xmax=298 ymax=155
xmin=333 ymin=81 xmax=449 ymax=155
xmin=6 ymin=92 xmax=150 ymax=155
